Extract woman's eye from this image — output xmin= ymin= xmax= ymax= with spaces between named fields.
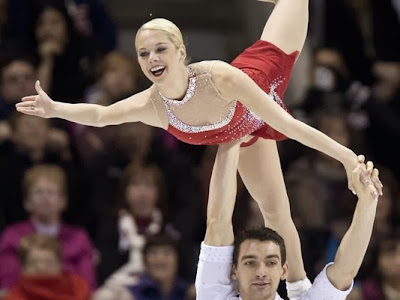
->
xmin=139 ymin=52 xmax=149 ymax=57
xmin=156 ymin=47 xmax=166 ymax=53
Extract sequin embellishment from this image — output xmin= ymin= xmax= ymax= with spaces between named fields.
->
xmin=249 ymin=76 xmax=285 ymax=121
xmin=159 ymin=67 xmax=196 ymax=106
xmin=161 ymin=67 xmax=238 ymax=133
xmin=268 ymin=77 xmax=285 ymax=108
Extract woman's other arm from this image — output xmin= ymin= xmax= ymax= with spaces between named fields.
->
xmin=16 ymin=81 xmax=162 ymax=128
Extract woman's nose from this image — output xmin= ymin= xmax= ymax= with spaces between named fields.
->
xmin=149 ymin=51 xmax=159 ymax=63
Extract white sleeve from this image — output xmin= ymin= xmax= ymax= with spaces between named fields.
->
xmin=290 ymin=263 xmax=354 ymax=300
xmin=195 ymin=242 xmax=238 ymax=300
xmin=286 ymin=277 xmax=312 ymax=299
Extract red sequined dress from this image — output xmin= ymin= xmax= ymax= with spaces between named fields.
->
xmin=149 ymin=40 xmax=299 ymax=146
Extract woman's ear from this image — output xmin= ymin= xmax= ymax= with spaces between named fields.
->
xmin=179 ymin=45 xmax=187 ymax=62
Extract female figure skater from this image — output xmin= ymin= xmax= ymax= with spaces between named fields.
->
xmin=16 ymin=0 xmax=382 ymax=282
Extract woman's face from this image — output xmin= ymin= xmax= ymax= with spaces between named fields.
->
xmin=35 ymin=7 xmax=68 ymax=46
xmin=125 ymin=176 xmax=158 ymax=218
xmin=136 ymin=29 xmax=185 ymax=84
xmin=25 ymin=176 xmax=66 ymax=222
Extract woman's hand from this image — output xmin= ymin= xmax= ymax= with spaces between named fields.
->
xmin=352 ymin=162 xmax=380 ymax=201
xmin=347 ymin=155 xmax=383 ymax=196
xmin=16 ymin=81 xmax=55 ymax=118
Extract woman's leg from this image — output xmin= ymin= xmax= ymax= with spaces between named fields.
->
xmin=238 ymin=138 xmax=306 ymax=282
xmin=260 ymin=0 xmax=309 ymax=54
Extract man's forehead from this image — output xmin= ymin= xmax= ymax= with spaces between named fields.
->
xmin=239 ymin=239 xmax=281 ymax=260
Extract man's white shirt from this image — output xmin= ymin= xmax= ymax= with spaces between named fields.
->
xmin=195 ymin=243 xmax=353 ymax=300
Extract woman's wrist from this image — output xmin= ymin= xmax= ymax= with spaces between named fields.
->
xmin=341 ymin=148 xmax=357 ymax=168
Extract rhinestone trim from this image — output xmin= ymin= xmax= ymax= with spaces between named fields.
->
xmin=165 ymin=101 xmax=238 ymax=133
xmin=159 ymin=67 xmax=196 ymax=106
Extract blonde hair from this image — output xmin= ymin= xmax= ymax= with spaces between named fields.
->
xmin=23 ymin=164 xmax=67 ymax=198
xmin=18 ymin=234 xmax=61 ymax=266
xmin=135 ymin=18 xmax=184 ymax=51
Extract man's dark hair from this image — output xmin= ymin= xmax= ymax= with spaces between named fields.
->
xmin=233 ymin=227 xmax=286 ymax=266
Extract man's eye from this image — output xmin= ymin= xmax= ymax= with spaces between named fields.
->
xmin=267 ymin=261 xmax=277 ymax=266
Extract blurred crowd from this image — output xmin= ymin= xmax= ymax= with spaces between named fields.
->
xmin=0 ymin=0 xmax=399 ymax=299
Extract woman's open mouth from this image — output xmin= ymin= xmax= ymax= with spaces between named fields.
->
xmin=151 ymin=66 xmax=166 ymax=77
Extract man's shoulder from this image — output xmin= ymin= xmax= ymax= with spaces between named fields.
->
xmin=289 ymin=264 xmax=353 ymax=300
xmin=195 ymin=242 xmax=237 ymax=300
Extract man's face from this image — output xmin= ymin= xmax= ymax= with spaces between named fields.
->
xmin=232 ymin=240 xmax=288 ymax=300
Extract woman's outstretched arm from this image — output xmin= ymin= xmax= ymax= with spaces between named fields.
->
xmin=211 ymin=61 xmax=382 ymax=195
xmin=16 ymin=81 xmax=162 ymax=128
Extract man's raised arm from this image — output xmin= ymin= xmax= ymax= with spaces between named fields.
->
xmin=204 ymin=142 xmax=241 ymax=246
xmin=195 ymin=142 xmax=241 ymax=300
xmin=326 ymin=162 xmax=380 ymax=290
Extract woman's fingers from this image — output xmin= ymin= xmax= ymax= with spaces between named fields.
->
xmin=16 ymin=101 xmax=35 ymax=108
xmin=35 ymin=80 xmax=43 ymax=93
xmin=21 ymin=95 xmax=37 ymax=102
xmin=16 ymin=106 xmax=37 ymax=115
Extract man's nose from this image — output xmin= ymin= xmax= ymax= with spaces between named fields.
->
xmin=255 ymin=264 xmax=267 ymax=278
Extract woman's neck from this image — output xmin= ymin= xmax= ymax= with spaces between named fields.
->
xmin=157 ymin=64 xmax=189 ymax=100
xmin=31 ymin=216 xmax=60 ymax=226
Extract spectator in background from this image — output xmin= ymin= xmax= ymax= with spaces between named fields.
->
xmin=307 ymin=0 xmax=371 ymax=83
xmin=4 ymin=0 xmax=115 ymax=55
xmin=322 ymin=166 xmax=400 ymax=284
xmin=286 ymin=110 xmax=356 ymax=229
xmin=33 ymin=1 xmax=95 ymax=103
xmin=84 ymin=51 xmax=140 ymax=106
xmin=348 ymin=234 xmax=400 ymax=300
xmin=76 ymin=51 xmax=141 ymax=166
xmin=0 ymin=56 xmax=36 ymax=121
xmin=128 ymin=234 xmax=193 ymax=300
xmin=285 ymin=110 xmax=358 ymax=279
xmin=0 ymin=113 xmax=89 ymax=229
xmin=62 ymin=0 xmax=116 ymax=53
xmin=0 ymin=164 xmax=96 ymax=292
xmin=296 ymin=48 xmax=350 ymax=117
xmin=95 ymin=163 xmax=168 ymax=285
xmin=3 ymin=234 xmax=90 ymax=300
xmin=0 ymin=56 xmax=36 ymax=143
xmin=347 ymin=61 xmax=400 ymax=182
xmin=86 ymin=122 xmax=156 ymax=224
xmin=0 ymin=113 xmax=53 ymax=225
